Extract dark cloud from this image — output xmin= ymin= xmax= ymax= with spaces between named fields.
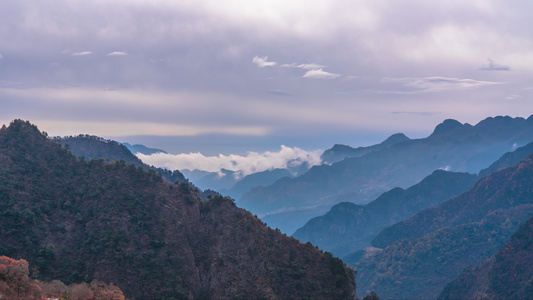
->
xmin=480 ymin=59 xmax=510 ymax=71
xmin=266 ymin=90 xmax=291 ymax=96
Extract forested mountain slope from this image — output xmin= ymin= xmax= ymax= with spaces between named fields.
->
xmin=0 ymin=120 xmax=356 ymax=299
xmin=354 ymin=151 xmax=533 ymax=299
xmin=439 ymin=215 xmax=533 ymax=299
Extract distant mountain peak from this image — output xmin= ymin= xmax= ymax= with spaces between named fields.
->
xmin=430 ymin=119 xmax=465 ymax=136
xmin=321 ymin=133 xmax=410 ymax=164
xmin=382 ymin=133 xmax=410 ymax=145
xmin=3 ymin=119 xmax=43 ymax=136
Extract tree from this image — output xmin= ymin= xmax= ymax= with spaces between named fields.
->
xmin=0 ymin=256 xmax=43 ymax=299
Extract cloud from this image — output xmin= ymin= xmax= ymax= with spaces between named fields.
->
xmin=136 ymin=145 xmax=323 ymax=178
xmin=404 ymin=77 xmax=500 ymax=90
xmin=71 ymin=51 xmax=92 ymax=56
xmin=302 ymin=68 xmax=340 ymax=79
xmin=392 ymin=111 xmax=437 ymax=116
xmin=267 ymin=90 xmax=290 ymax=96
xmin=282 ymin=63 xmax=326 ymax=70
xmin=252 ymin=56 xmax=277 ymax=67
xmin=505 ymin=94 xmax=521 ymax=100
xmin=107 ymin=51 xmax=128 ymax=56
xmin=480 ymin=59 xmax=510 ymax=71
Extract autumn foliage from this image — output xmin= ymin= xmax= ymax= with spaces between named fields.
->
xmin=0 ymin=256 xmax=43 ymax=299
xmin=0 ymin=255 xmax=124 ymax=300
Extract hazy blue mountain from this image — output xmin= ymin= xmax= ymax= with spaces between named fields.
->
xmin=320 ymin=133 xmax=410 ymax=164
xmin=183 ymin=168 xmax=293 ymax=203
xmin=122 ymin=142 xmax=167 ymax=155
xmin=180 ymin=169 xmax=212 ymax=182
xmin=239 ymin=115 xmax=533 ymax=233
xmin=354 ymin=151 xmax=533 ymax=299
xmin=438 ymin=215 xmax=533 ymax=299
xmin=181 ymin=169 xmax=239 ymax=192
xmin=292 ymin=170 xmax=478 ymax=257
xmin=221 ymin=168 xmax=292 ymax=200
xmin=478 ymin=140 xmax=533 ymax=177
xmin=58 ymin=134 xmax=185 ymax=183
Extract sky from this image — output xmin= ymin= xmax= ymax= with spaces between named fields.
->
xmin=1 ymin=0 xmax=532 ymax=172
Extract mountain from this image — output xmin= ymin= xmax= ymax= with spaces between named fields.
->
xmin=182 ymin=168 xmax=293 ymax=200
xmin=222 ymin=168 xmax=292 ymax=200
xmin=0 ymin=120 xmax=356 ymax=299
xmin=240 ymin=115 xmax=533 ymax=233
xmin=57 ymin=134 xmax=186 ymax=183
xmin=122 ymin=142 xmax=167 ymax=155
xmin=292 ymin=170 xmax=479 ymax=257
xmin=438 ymin=215 xmax=533 ymax=299
xmin=320 ymin=133 xmax=410 ymax=164
xmin=354 ymin=151 xmax=533 ymax=299
xmin=181 ymin=168 xmax=239 ymax=192
xmin=1 ymin=255 xmax=125 ymax=300
xmin=479 ymin=140 xmax=533 ymax=177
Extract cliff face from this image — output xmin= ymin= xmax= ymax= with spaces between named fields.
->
xmin=0 ymin=120 xmax=356 ymax=299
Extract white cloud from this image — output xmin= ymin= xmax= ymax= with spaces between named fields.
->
xmin=72 ymin=51 xmax=92 ymax=56
xmin=282 ymin=63 xmax=326 ymax=70
xmin=252 ymin=56 xmax=277 ymax=67
xmin=107 ymin=51 xmax=128 ymax=56
xmin=302 ymin=68 xmax=340 ymax=79
xmin=505 ymin=94 xmax=521 ymax=100
xmin=404 ymin=77 xmax=500 ymax=91
xmin=136 ymin=145 xmax=323 ymax=178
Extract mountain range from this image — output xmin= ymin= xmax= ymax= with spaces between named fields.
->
xmin=239 ymin=115 xmax=533 ymax=234
xmin=0 ymin=120 xmax=356 ymax=299
xmin=293 ymin=139 xmax=533 ymax=260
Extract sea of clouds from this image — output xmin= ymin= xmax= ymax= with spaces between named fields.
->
xmin=136 ymin=145 xmax=323 ymax=179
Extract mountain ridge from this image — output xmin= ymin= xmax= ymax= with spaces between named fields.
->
xmin=320 ymin=132 xmax=410 ymax=164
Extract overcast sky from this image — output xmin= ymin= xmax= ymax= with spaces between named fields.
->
xmin=1 ymin=0 xmax=532 ymax=163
